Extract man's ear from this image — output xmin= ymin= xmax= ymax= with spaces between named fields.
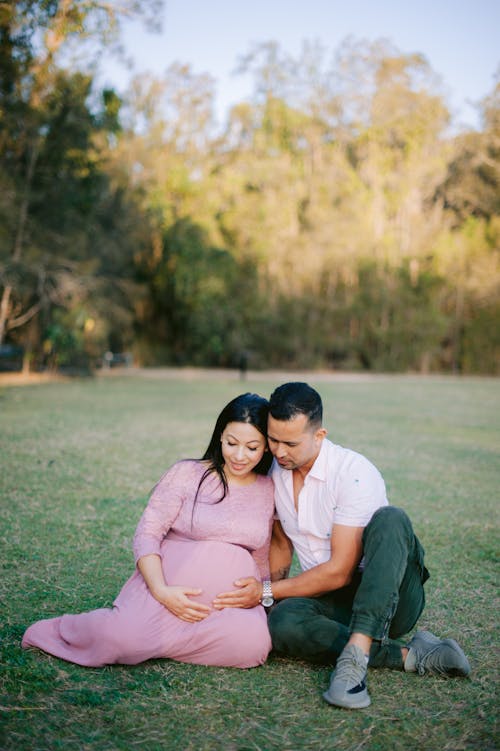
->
xmin=315 ymin=427 xmax=328 ymax=441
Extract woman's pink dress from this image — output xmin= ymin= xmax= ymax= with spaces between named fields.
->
xmin=22 ymin=461 xmax=275 ymax=668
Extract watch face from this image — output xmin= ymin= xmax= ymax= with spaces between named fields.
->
xmin=261 ymin=595 xmax=274 ymax=608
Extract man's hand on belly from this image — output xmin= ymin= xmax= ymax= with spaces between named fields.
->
xmin=212 ymin=577 xmax=262 ymax=609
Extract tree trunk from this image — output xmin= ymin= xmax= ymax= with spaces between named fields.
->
xmin=0 ymin=285 xmax=13 ymax=345
xmin=0 ymin=139 xmax=39 ymax=345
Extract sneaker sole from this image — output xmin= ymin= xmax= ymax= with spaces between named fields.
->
xmin=322 ymin=689 xmax=371 ymax=709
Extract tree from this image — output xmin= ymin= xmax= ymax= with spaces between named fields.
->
xmin=432 ymin=78 xmax=500 ymax=372
xmin=436 ymin=77 xmax=500 ymax=222
xmin=135 ymin=218 xmax=260 ymax=367
xmin=0 ymin=0 xmax=162 ymax=356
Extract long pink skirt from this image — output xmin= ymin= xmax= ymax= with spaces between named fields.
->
xmin=22 ymin=539 xmax=271 ymax=669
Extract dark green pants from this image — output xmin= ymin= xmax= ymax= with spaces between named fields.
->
xmin=268 ymin=506 xmax=429 ymax=670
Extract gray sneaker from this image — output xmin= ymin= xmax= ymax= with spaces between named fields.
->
xmin=405 ymin=630 xmax=471 ymax=677
xmin=323 ymin=644 xmax=371 ymax=709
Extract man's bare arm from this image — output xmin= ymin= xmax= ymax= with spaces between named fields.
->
xmin=271 ymin=524 xmax=364 ymax=600
xmin=269 ymin=519 xmax=294 ymax=582
xmin=213 ymin=522 xmax=364 ymax=608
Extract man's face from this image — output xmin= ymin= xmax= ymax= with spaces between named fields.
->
xmin=267 ymin=413 xmax=326 ymax=471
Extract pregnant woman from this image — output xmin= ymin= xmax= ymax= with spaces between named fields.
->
xmin=22 ymin=393 xmax=275 ymax=669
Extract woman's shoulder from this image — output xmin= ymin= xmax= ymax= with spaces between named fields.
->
xmin=173 ymin=458 xmax=205 ymax=469
xmin=156 ymin=458 xmax=206 ymax=485
xmin=257 ymin=472 xmax=274 ymax=485
xmin=256 ymin=473 xmax=275 ymax=497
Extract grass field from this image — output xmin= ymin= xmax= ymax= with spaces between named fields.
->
xmin=1 ymin=370 xmax=499 ymax=751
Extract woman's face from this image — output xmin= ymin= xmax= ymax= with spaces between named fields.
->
xmin=220 ymin=421 xmax=267 ymax=482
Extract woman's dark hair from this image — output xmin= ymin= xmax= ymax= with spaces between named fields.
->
xmin=197 ymin=392 xmax=272 ymax=501
xmin=269 ymin=382 xmax=323 ymax=428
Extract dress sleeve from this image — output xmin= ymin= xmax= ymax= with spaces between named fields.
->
xmin=133 ymin=461 xmax=193 ymax=563
xmin=249 ymin=482 xmax=274 ymax=580
xmin=250 ymin=537 xmax=271 ymax=581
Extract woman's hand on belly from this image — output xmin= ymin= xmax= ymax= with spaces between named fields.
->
xmin=152 ymin=584 xmax=212 ymax=622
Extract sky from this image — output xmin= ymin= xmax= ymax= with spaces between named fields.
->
xmin=98 ymin=0 xmax=500 ymax=131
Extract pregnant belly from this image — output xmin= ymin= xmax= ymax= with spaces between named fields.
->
xmin=161 ymin=538 xmax=259 ymax=606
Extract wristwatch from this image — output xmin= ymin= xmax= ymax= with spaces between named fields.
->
xmin=260 ymin=579 xmax=274 ymax=608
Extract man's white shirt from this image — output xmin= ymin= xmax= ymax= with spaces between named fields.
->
xmin=271 ymin=438 xmax=388 ymax=572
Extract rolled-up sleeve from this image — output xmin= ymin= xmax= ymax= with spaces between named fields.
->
xmin=133 ymin=462 xmax=189 ymax=563
xmin=334 ymin=454 xmax=388 ymax=527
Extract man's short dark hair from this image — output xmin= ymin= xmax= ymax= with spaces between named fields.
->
xmin=269 ymin=382 xmax=323 ymax=428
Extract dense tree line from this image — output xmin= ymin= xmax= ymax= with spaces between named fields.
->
xmin=1 ymin=3 xmax=499 ymax=373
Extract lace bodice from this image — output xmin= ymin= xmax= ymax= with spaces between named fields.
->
xmin=133 ymin=460 xmax=275 ymax=579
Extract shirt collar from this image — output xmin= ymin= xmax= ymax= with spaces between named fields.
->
xmin=306 ymin=439 xmax=329 ymax=482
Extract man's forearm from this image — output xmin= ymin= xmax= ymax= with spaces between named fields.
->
xmin=271 ymin=562 xmax=351 ymax=600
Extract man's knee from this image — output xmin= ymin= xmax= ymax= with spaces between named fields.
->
xmin=365 ymin=506 xmax=413 ymax=542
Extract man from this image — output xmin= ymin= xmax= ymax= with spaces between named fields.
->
xmin=213 ymin=382 xmax=470 ymax=709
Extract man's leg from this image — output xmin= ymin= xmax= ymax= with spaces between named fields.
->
xmin=350 ymin=506 xmax=427 ymax=644
xmin=323 ymin=506 xmax=424 ymax=708
xmin=324 ymin=506 xmax=469 ymax=710
xmin=268 ymin=579 xmax=404 ymax=669
xmin=268 ymin=593 xmax=350 ymax=664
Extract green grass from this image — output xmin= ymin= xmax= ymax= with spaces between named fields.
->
xmin=1 ymin=371 xmax=499 ymax=751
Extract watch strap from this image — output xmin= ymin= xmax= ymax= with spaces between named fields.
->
xmin=261 ymin=579 xmax=273 ymax=601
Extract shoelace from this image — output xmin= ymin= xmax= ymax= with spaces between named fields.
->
xmin=335 ymin=651 xmax=366 ymax=684
xmin=417 ymin=643 xmax=442 ymax=676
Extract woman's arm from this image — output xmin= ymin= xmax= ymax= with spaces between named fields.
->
xmin=249 ymin=509 xmax=275 ymax=581
xmin=133 ymin=462 xmax=188 ymax=563
xmin=134 ymin=462 xmax=211 ymax=622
